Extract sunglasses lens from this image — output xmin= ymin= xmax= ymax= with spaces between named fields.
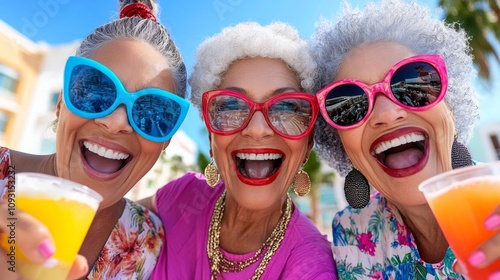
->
xmin=391 ymin=62 xmax=442 ymax=107
xmin=269 ymin=98 xmax=313 ymax=136
xmin=207 ymin=95 xmax=250 ymax=133
xmin=69 ymin=65 xmax=116 ymax=114
xmin=323 ymin=84 xmax=369 ymax=127
xmin=132 ymin=94 xmax=183 ymax=138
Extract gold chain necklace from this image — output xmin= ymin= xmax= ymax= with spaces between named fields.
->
xmin=207 ymin=191 xmax=292 ymax=280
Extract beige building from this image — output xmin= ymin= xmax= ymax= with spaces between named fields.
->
xmin=0 ymin=20 xmax=46 ymax=148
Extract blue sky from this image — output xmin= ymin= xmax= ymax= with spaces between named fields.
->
xmin=7 ymin=0 xmax=499 ymax=157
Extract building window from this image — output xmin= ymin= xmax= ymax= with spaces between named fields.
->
xmin=0 ymin=111 xmax=9 ymax=135
xmin=0 ymin=64 xmax=19 ymax=96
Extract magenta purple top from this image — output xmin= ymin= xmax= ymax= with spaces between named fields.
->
xmin=150 ymin=171 xmax=337 ymax=279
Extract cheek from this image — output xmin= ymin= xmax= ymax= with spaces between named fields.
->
xmin=138 ymin=138 xmax=164 ymax=160
xmin=210 ymin=134 xmax=234 ymax=170
xmin=425 ymin=104 xmax=455 ymax=147
xmin=338 ymin=129 xmax=364 ymax=162
xmin=55 ymin=108 xmax=88 ymax=146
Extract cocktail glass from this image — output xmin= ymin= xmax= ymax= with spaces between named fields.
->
xmin=419 ymin=161 xmax=500 ymax=279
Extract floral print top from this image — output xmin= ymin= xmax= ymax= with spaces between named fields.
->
xmin=332 ymin=192 xmax=464 ymax=280
xmin=0 ymin=147 xmax=165 ymax=279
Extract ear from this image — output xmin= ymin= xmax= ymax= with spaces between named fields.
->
xmin=208 ymin=132 xmax=213 ymax=158
xmin=55 ymin=90 xmax=63 ymax=118
xmin=307 ymin=132 xmax=314 ymax=153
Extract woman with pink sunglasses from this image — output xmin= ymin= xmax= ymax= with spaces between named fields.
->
xmin=140 ymin=22 xmax=336 ymax=279
xmin=313 ymin=0 xmax=499 ymax=279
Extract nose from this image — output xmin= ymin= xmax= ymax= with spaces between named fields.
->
xmin=368 ymin=93 xmax=407 ymax=127
xmin=241 ymin=111 xmax=274 ymax=139
xmin=94 ymin=105 xmax=134 ymax=136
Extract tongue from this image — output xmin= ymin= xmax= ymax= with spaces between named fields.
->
xmin=384 ymin=147 xmax=423 ymax=169
xmin=84 ymin=149 xmax=123 ymax=174
xmin=244 ymin=160 xmax=274 ymax=179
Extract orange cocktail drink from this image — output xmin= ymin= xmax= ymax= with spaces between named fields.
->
xmin=2 ymin=172 xmax=102 ymax=280
xmin=419 ymin=162 xmax=500 ymax=279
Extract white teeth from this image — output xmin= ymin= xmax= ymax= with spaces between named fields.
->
xmin=236 ymin=153 xmax=282 ymax=160
xmin=374 ymin=133 xmax=425 ymax=155
xmin=83 ymin=141 xmax=130 ymax=160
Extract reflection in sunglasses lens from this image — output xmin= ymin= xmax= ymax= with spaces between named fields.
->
xmin=325 ymin=84 xmax=368 ymax=126
xmin=208 ymin=95 xmax=250 ymax=132
xmin=70 ymin=65 xmax=116 ymax=113
xmin=132 ymin=95 xmax=182 ymax=138
xmin=391 ymin=62 xmax=441 ymax=107
xmin=269 ymin=99 xmax=313 ymax=136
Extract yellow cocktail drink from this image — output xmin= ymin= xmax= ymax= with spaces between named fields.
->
xmin=17 ymin=196 xmax=98 ymax=279
xmin=419 ymin=162 xmax=500 ymax=280
xmin=1 ymin=173 xmax=102 ymax=280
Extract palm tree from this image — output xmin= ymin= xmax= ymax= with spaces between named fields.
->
xmin=439 ymin=0 xmax=500 ymax=81
xmin=300 ymin=150 xmax=335 ymax=226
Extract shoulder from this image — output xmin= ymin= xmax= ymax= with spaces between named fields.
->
xmin=333 ymin=192 xmax=387 ymax=232
xmin=332 ymin=193 xmax=401 ymax=248
xmin=155 ymin=171 xmax=219 ymax=204
xmin=0 ymin=147 xmax=12 ymax=176
xmin=123 ymin=198 xmax=164 ymax=234
xmin=0 ymin=147 xmax=13 ymax=200
xmin=154 ymin=172 xmax=224 ymax=225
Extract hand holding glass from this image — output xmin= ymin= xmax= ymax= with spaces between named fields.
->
xmin=1 ymin=173 xmax=102 ymax=279
xmin=419 ymin=161 xmax=500 ymax=279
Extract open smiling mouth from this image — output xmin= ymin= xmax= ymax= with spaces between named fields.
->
xmin=371 ymin=132 xmax=428 ymax=177
xmin=233 ymin=151 xmax=284 ymax=186
xmin=81 ymin=141 xmax=131 ymax=174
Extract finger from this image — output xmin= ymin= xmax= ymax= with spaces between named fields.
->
xmin=468 ymin=211 xmax=500 ymax=268
xmin=468 ymin=233 xmax=500 ymax=268
xmin=67 ymin=254 xmax=89 ymax=280
xmin=452 ymin=259 xmax=467 ymax=275
xmin=0 ymin=202 xmax=55 ymax=263
xmin=484 ymin=212 xmax=500 ymax=231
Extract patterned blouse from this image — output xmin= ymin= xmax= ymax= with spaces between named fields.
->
xmin=0 ymin=147 xmax=165 ymax=279
xmin=332 ymin=192 xmax=465 ymax=280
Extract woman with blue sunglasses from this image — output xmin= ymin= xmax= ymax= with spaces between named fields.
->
xmin=139 ymin=22 xmax=337 ymax=279
xmin=0 ymin=0 xmax=188 ymax=279
xmin=312 ymin=0 xmax=500 ymax=279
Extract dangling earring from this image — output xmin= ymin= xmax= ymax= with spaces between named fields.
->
xmin=204 ymin=158 xmax=220 ymax=188
xmin=51 ymin=118 xmax=58 ymax=133
xmin=451 ymin=137 xmax=473 ymax=169
xmin=344 ymin=164 xmax=370 ymax=209
xmin=292 ymin=164 xmax=311 ymax=196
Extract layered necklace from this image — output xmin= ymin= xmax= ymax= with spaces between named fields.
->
xmin=207 ymin=191 xmax=293 ymax=280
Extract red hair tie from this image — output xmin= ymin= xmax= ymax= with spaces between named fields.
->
xmin=120 ymin=3 xmax=157 ymax=22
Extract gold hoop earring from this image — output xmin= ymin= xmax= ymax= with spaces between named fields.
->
xmin=204 ymin=158 xmax=220 ymax=188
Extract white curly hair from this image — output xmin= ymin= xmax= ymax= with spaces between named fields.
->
xmin=312 ymin=0 xmax=480 ymax=176
xmin=188 ymin=21 xmax=317 ymax=117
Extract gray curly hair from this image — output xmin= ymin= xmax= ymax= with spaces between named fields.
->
xmin=188 ymin=21 xmax=317 ymax=117
xmin=75 ymin=0 xmax=186 ymax=97
xmin=312 ymin=0 xmax=479 ymax=176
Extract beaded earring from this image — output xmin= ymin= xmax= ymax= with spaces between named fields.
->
xmin=344 ymin=165 xmax=370 ymax=209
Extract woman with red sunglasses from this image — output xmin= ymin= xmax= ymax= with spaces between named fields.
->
xmin=0 ymin=0 xmax=187 ymax=279
xmin=140 ymin=22 xmax=336 ymax=279
xmin=313 ymin=0 xmax=499 ymax=279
